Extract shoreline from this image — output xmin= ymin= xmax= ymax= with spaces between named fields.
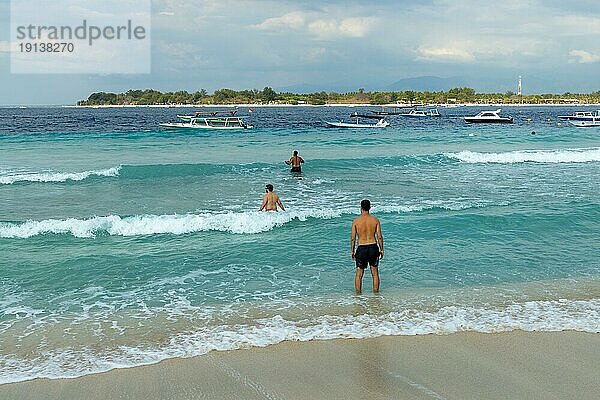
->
xmin=65 ymin=103 xmax=600 ymax=108
xmin=2 ymin=103 xmax=600 ymax=108
xmin=1 ymin=330 xmax=598 ymax=399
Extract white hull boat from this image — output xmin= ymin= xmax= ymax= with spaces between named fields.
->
xmin=558 ymin=110 xmax=600 ymax=122
xmin=325 ymin=121 xmax=390 ymax=128
xmin=160 ymin=110 xmax=252 ymax=130
xmin=326 ymin=113 xmax=390 ymax=128
xmin=160 ymin=121 xmax=252 ymax=130
xmin=568 ymin=119 xmax=600 ymax=127
xmin=398 ymin=108 xmax=441 ymax=118
xmin=464 ymin=109 xmax=513 ymax=124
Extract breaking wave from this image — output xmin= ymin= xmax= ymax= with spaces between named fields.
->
xmin=446 ymin=148 xmax=600 ymax=164
xmin=1 ymin=298 xmax=598 ymax=384
xmin=0 ymin=201 xmax=490 ymax=238
xmin=0 ymin=166 xmax=121 ymax=184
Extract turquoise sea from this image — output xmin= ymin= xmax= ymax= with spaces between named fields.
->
xmin=1 ymin=105 xmax=599 ymax=383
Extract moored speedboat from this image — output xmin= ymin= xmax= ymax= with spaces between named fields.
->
xmin=326 ymin=113 xmax=389 ymax=128
xmin=464 ymin=109 xmax=513 ymax=124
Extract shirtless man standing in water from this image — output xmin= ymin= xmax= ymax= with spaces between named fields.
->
xmin=351 ymin=199 xmax=384 ymax=294
xmin=259 ymin=184 xmax=285 ymax=212
xmin=285 ymin=150 xmax=304 ymax=173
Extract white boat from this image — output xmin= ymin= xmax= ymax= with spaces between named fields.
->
xmin=398 ymin=108 xmax=441 ymax=118
xmin=160 ymin=110 xmax=252 ymax=130
xmin=558 ymin=110 xmax=600 ymax=121
xmin=568 ymin=118 xmax=600 ymax=127
xmin=464 ymin=109 xmax=513 ymax=124
xmin=325 ymin=113 xmax=390 ymax=128
xmin=440 ymin=103 xmax=461 ymax=108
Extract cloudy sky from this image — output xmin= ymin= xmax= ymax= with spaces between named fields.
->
xmin=1 ymin=0 xmax=599 ymax=104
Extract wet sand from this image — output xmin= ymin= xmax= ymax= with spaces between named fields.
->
xmin=1 ymin=331 xmax=598 ymax=400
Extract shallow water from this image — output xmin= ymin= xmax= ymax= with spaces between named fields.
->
xmin=1 ymin=105 xmax=599 ymax=383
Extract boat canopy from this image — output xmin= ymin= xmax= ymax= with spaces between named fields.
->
xmin=350 ymin=112 xmax=385 ymax=119
xmin=193 ymin=110 xmax=239 ymax=117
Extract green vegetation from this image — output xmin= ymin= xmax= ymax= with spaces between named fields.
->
xmin=78 ymin=87 xmax=600 ymax=106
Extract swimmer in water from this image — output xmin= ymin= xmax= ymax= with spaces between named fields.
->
xmin=351 ymin=199 xmax=384 ymax=294
xmin=285 ymin=150 xmax=305 ymax=173
xmin=259 ymin=184 xmax=285 ymax=212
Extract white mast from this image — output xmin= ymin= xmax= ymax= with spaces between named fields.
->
xmin=518 ymin=75 xmax=522 ymax=103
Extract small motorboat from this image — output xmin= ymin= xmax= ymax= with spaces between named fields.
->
xmin=325 ymin=113 xmax=390 ymax=128
xmin=397 ymin=108 xmax=441 ymax=118
xmin=464 ymin=109 xmax=513 ymax=124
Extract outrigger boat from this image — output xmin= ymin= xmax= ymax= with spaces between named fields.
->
xmin=325 ymin=112 xmax=390 ymax=128
xmin=160 ymin=110 xmax=253 ymax=130
xmin=464 ymin=109 xmax=513 ymax=124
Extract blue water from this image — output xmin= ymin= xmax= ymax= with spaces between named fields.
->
xmin=1 ymin=105 xmax=599 ymax=383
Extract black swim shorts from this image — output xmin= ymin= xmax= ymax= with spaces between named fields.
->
xmin=290 ymin=166 xmax=302 ymax=173
xmin=355 ymin=244 xmax=380 ymax=269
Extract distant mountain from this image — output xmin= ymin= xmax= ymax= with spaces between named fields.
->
xmin=277 ymin=76 xmax=469 ymax=94
xmin=276 ymin=75 xmax=563 ymax=94
xmin=386 ymin=76 xmax=468 ymax=92
xmin=466 ymin=76 xmax=563 ymax=95
xmin=276 ymin=83 xmax=368 ymax=94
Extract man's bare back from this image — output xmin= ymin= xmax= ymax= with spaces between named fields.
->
xmin=287 ymin=155 xmax=304 ymax=167
xmin=352 ymin=214 xmax=380 ymax=246
xmin=350 ymin=199 xmax=384 ymax=294
xmin=285 ymin=151 xmax=304 ymax=173
xmin=259 ymin=184 xmax=285 ymax=212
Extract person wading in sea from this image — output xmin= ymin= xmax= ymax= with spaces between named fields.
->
xmin=285 ymin=150 xmax=305 ymax=173
xmin=259 ymin=184 xmax=285 ymax=212
xmin=350 ymin=199 xmax=384 ymax=294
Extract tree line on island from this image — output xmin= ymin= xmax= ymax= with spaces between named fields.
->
xmin=78 ymin=87 xmax=600 ymax=106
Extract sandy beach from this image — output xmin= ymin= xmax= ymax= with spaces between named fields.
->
xmin=1 ymin=331 xmax=598 ymax=400
xmin=2 ymin=107 xmax=599 ymax=398
xmin=4 ymin=1 xmax=600 ymax=399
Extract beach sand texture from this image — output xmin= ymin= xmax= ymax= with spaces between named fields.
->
xmin=1 ymin=331 xmax=598 ymax=400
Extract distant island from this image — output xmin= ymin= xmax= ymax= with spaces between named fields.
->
xmin=77 ymin=87 xmax=600 ymax=106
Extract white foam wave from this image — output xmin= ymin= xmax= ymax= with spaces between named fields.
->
xmin=378 ymin=199 xmax=497 ymax=213
xmin=0 ymin=166 xmax=121 ymax=184
xmin=0 ymin=200 xmax=492 ymax=239
xmin=446 ymin=148 xmax=600 ymax=164
xmin=0 ymin=209 xmax=347 ymax=238
xmin=1 ymin=299 xmax=598 ymax=384
xmin=312 ymin=178 xmax=335 ymax=185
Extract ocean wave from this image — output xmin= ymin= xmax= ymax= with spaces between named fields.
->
xmin=446 ymin=148 xmax=600 ymax=164
xmin=2 ymin=147 xmax=597 ymax=187
xmin=0 ymin=210 xmax=347 ymax=238
xmin=1 ymin=298 xmax=598 ymax=384
xmin=0 ymin=201 xmax=492 ymax=239
xmin=0 ymin=166 xmax=121 ymax=184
